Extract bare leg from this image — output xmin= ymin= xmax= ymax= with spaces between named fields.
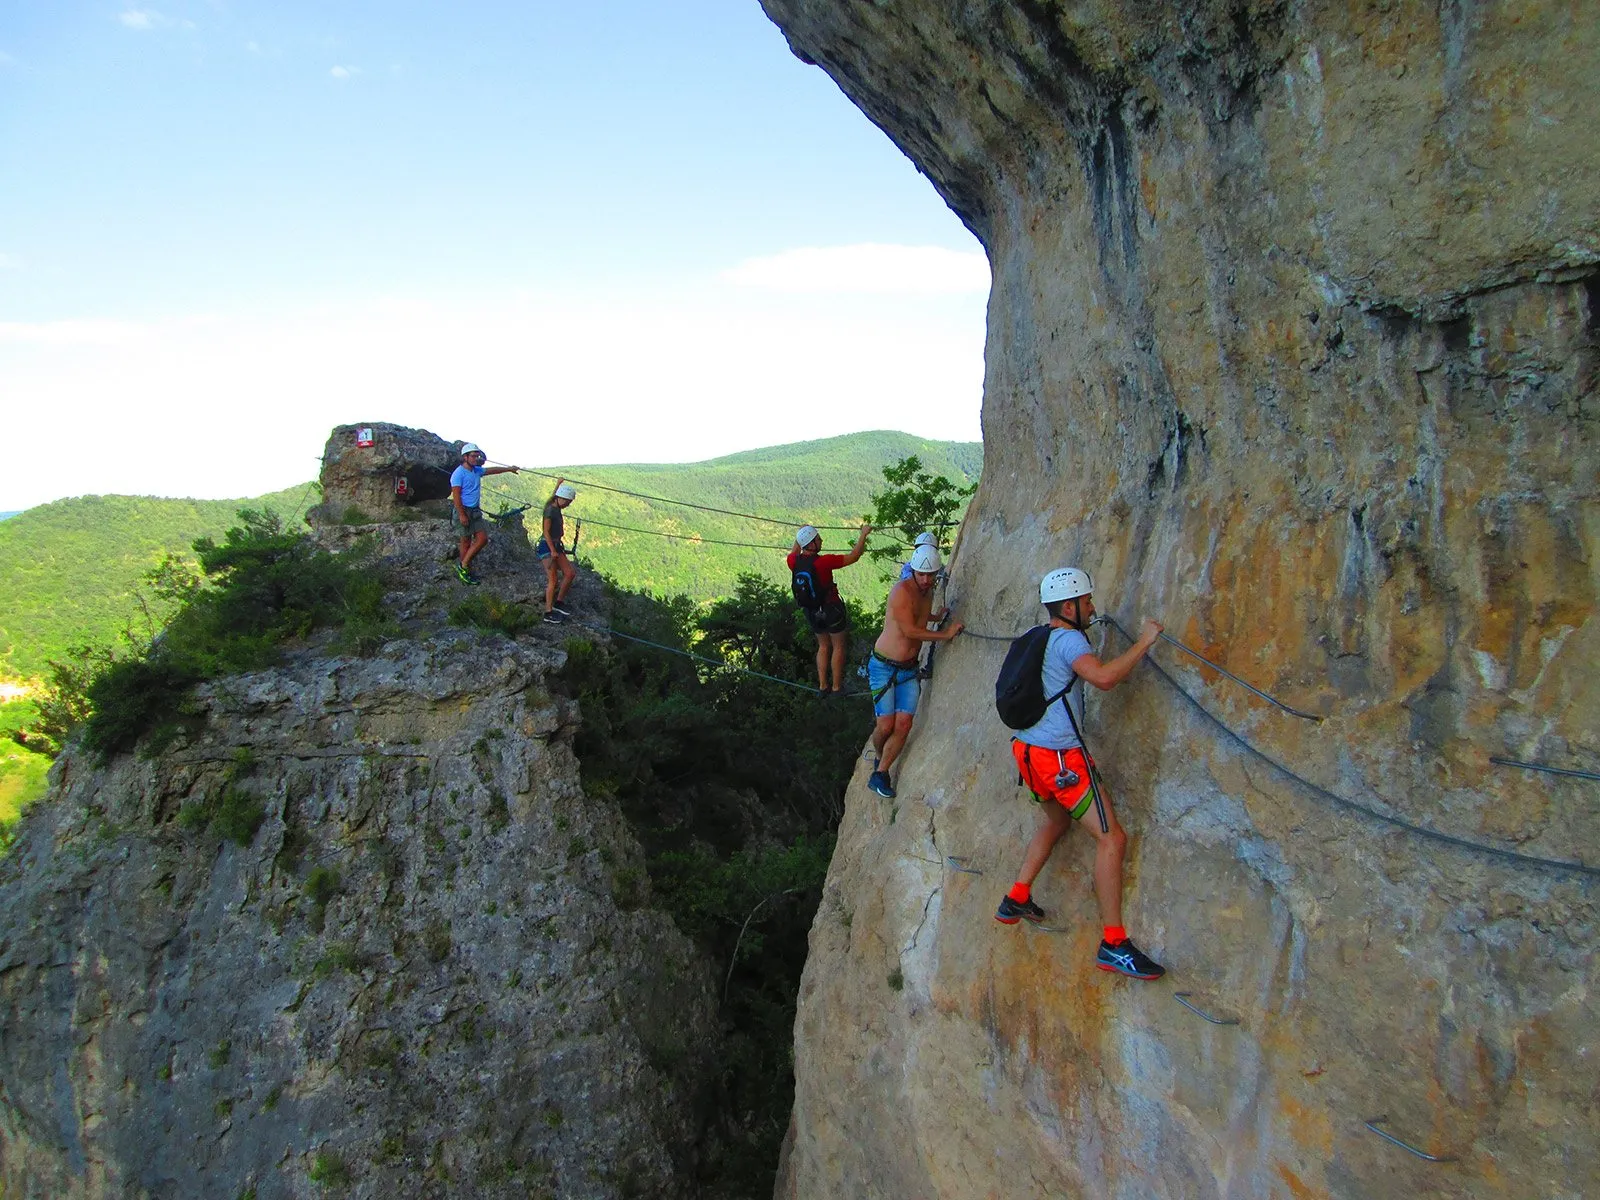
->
xmin=1015 ymin=801 xmax=1075 ymax=888
xmin=543 ymin=560 xmax=558 ymax=612
xmin=462 ymin=532 xmax=489 ymax=570
xmin=815 ymin=637 xmax=830 ymax=690
xmin=1077 ymin=791 xmax=1127 ymax=930
xmin=828 ymin=634 xmax=848 ymax=692
xmin=871 ymin=715 xmax=895 ymax=759
xmin=557 ymin=556 xmax=576 ymax=601
xmin=878 ymin=713 xmax=915 ymax=773
xmin=458 ymin=534 xmax=471 ymax=566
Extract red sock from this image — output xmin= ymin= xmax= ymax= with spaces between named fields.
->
xmin=1103 ymin=925 xmax=1127 ymax=945
xmin=1007 ymin=882 xmax=1031 ymax=903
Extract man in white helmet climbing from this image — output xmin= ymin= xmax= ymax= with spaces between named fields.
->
xmin=865 ymin=542 xmax=963 ymax=798
xmin=995 ymin=567 xmax=1167 ymax=982
xmin=898 ymin=531 xmax=941 ymax=581
xmin=539 ymin=479 xmax=579 ymax=623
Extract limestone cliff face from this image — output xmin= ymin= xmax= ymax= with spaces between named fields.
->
xmin=0 ymin=520 xmax=716 ymax=1198
xmin=762 ymin=3 xmax=1599 ymax=1197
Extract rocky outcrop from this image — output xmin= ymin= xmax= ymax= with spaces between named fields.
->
xmin=0 ymin=501 xmax=717 ymax=1198
xmin=312 ymin=423 xmax=472 ymax=524
xmin=762 ymin=3 xmax=1599 ymax=1197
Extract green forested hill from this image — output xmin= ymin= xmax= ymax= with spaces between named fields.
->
xmin=482 ymin=430 xmax=980 ymax=606
xmin=0 ymin=432 xmax=980 ymax=681
xmin=0 ymin=486 xmax=312 ymax=680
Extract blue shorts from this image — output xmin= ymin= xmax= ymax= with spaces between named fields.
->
xmin=868 ymin=655 xmax=920 ymax=717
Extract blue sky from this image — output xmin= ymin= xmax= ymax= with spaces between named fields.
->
xmin=0 ymin=2 xmax=988 ymax=508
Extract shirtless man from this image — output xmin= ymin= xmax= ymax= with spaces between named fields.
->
xmin=866 ymin=543 xmax=963 ymax=798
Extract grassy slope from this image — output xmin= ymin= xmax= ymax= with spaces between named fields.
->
xmin=0 ymin=698 xmax=47 ymax=825
xmin=481 ymin=430 xmax=981 ymax=605
xmin=0 ymin=432 xmax=978 ymax=819
xmin=0 ymin=485 xmax=313 ymax=680
xmin=0 ymin=432 xmax=979 ymax=681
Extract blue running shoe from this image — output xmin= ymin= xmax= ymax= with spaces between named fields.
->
xmin=1096 ymin=938 xmax=1165 ymax=980
xmin=867 ymin=770 xmax=895 ymax=798
xmin=995 ymin=895 xmax=1046 ymax=925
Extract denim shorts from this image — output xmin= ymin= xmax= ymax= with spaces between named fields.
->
xmin=868 ymin=655 xmax=920 ymax=717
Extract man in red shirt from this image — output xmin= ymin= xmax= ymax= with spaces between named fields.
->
xmin=788 ymin=522 xmax=871 ymax=695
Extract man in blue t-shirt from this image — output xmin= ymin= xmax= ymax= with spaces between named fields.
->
xmin=995 ymin=566 xmax=1168 ymax=982
xmin=450 ymin=442 xmax=520 ymax=585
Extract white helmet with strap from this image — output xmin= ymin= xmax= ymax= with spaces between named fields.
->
xmin=907 ymin=544 xmax=943 ymax=575
xmin=795 ymin=525 xmax=820 ymax=548
xmin=1040 ymin=567 xmax=1093 ymax=604
xmin=554 ymin=483 xmax=576 ymax=500
xmin=913 ymin=531 xmax=938 ymax=548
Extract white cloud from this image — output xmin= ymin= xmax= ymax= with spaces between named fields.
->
xmin=0 ymin=287 xmax=985 ymax=509
xmin=116 ymin=9 xmax=194 ymax=32
xmin=722 ymin=243 xmax=990 ymax=295
xmin=330 ymin=65 xmax=358 ymax=80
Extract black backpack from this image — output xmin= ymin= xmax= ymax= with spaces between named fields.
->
xmin=790 ymin=554 xmax=825 ymax=611
xmin=995 ymin=625 xmax=1075 ymax=730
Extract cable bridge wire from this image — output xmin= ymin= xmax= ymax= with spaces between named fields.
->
xmin=486 ymin=459 xmax=959 ymax=533
xmin=1096 ymin=615 xmax=1600 ymax=880
xmin=478 ymin=505 xmax=1591 ymax=875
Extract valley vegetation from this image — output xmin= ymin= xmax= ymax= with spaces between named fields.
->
xmin=1 ymin=443 xmax=976 ymax=1195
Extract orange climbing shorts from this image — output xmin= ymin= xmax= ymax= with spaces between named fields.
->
xmin=1011 ymin=740 xmax=1099 ymax=821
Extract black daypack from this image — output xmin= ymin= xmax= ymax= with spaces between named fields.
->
xmin=790 ymin=554 xmax=825 ymax=611
xmin=995 ymin=625 xmax=1074 ymax=729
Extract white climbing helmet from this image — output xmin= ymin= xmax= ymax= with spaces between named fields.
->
xmin=460 ymin=442 xmax=483 ymax=457
xmin=907 ymin=544 xmax=943 ymax=575
xmin=795 ymin=525 xmax=820 ymax=548
xmin=913 ymin=531 xmax=938 ymax=548
xmin=1040 ymin=567 xmax=1093 ymax=604
xmin=554 ymin=483 xmax=576 ymax=500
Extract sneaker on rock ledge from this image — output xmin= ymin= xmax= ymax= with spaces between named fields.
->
xmin=866 ymin=770 xmax=895 ymax=798
xmin=1096 ymin=938 xmax=1165 ymax=980
xmin=995 ymin=895 xmax=1046 ymax=925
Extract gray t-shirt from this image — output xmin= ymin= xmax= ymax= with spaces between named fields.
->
xmin=1013 ymin=627 xmax=1092 ymax=750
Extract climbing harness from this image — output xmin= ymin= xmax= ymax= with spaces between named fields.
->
xmin=868 ymin=650 xmax=920 ymax=706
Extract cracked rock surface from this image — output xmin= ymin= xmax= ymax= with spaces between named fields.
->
xmin=759 ymin=3 xmax=1599 ymax=1197
xmin=0 ymin=515 xmax=716 ymax=1199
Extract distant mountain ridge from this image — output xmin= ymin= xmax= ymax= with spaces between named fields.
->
xmin=0 ymin=430 xmax=980 ymax=680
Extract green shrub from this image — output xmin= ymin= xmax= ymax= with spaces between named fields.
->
xmin=422 ymin=920 xmax=452 ymax=963
xmin=308 ymin=1151 xmax=350 ymax=1186
xmin=449 ymin=593 xmax=540 ymax=636
xmin=176 ymin=785 xmax=264 ymax=846
xmin=314 ymin=942 xmax=362 ymax=978
xmin=305 ymin=866 xmax=341 ymax=932
xmin=68 ymin=509 xmax=394 ymax=761
xmin=213 ymin=788 xmax=265 ymax=845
